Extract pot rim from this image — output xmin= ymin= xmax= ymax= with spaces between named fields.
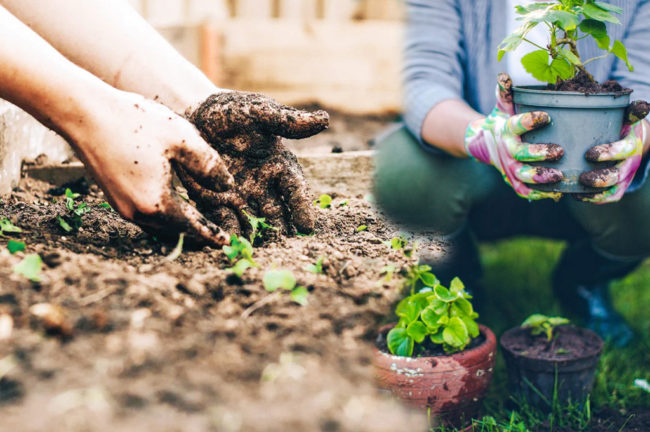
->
xmin=513 ymin=85 xmax=633 ymax=97
xmin=499 ymin=325 xmax=604 ymax=363
xmin=375 ymin=323 xmax=496 ymax=362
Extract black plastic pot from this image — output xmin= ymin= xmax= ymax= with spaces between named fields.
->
xmin=513 ymin=86 xmax=631 ymax=194
xmin=500 ymin=326 xmax=603 ymax=411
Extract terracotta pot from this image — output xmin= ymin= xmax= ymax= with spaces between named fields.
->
xmin=500 ymin=326 xmax=603 ymax=411
xmin=373 ymin=324 xmax=497 ymax=427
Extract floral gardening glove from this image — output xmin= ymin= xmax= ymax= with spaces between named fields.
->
xmin=181 ymin=91 xmax=329 ymax=237
xmin=465 ymin=73 xmax=564 ymax=201
xmin=577 ymin=101 xmax=650 ymax=204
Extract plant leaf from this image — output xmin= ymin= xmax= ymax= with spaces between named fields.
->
xmin=290 ymin=286 xmax=309 ymax=306
xmin=582 ymin=2 xmax=620 ymax=24
xmin=387 ymin=328 xmax=414 ymax=357
xmin=522 ymin=313 xmax=548 ymax=328
xmin=434 ymin=285 xmax=456 ymax=302
xmin=521 ymin=50 xmax=573 ymax=83
xmin=0 ymin=218 xmax=21 ymax=234
xmin=594 ymin=1 xmax=623 ymax=14
xmin=314 ymin=194 xmax=332 ymax=209
xmin=443 ymin=317 xmax=469 ymax=349
xmin=227 ymin=259 xmax=252 ymax=278
xmin=165 ymin=233 xmax=185 ymax=261
xmin=406 ymin=321 xmax=428 ymax=343
xmin=430 ymin=331 xmax=444 ymax=345
xmin=263 ymin=270 xmax=296 ymax=292
xmin=421 ymin=306 xmax=442 ymax=330
xmin=419 ymin=271 xmax=438 ymax=288
xmin=356 ymin=225 xmax=368 ymax=232
xmin=57 ymin=216 xmax=73 ymax=233
xmin=559 ymin=48 xmax=581 ymax=65
xmin=14 ymin=254 xmax=42 ymax=282
xmin=7 ymin=240 xmax=25 ymax=254
xmin=611 ymin=40 xmax=634 ymax=71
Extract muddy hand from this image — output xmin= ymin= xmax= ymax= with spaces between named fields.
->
xmin=184 ymin=91 xmax=329 ymax=236
xmin=465 ymin=73 xmax=564 ymax=201
xmin=70 ymin=94 xmax=234 ymax=247
xmin=577 ymin=101 xmax=649 ymax=204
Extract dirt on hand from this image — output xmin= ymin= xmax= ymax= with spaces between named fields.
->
xmin=185 ymin=92 xmax=329 ymax=238
xmin=0 ymin=177 xmax=428 ymax=432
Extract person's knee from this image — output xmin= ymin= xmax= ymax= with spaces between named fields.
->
xmin=373 ymin=124 xmax=469 ymax=234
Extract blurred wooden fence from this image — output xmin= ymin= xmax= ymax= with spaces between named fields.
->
xmin=129 ymin=0 xmax=405 ymax=114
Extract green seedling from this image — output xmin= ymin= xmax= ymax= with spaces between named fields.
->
xmin=242 ymin=210 xmax=278 ymax=244
xmin=7 ymin=240 xmax=25 ymax=254
xmin=498 ymin=1 xmax=632 ymax=84
xmin=522 ymin=313 xmax=570 ymax=341
xmin=313 ymin=194 xmax=332 ymax=209
xmin=13 ymin=254 xmax=43 ymax=282
xmin=223 ymin=234 xmax=257 ymax=278
xmin=98 ymin=202 xmax=114 ymax=212
xmin=356 ymin=225 xmax=368 ymax=232
xmin=380 ymin=264 xmax=396 ymax=282
xmin=58 ymin=188 xmax=90 ymax=232
xmin=338 ymin=200 xmax=349 ymax=207
xmin=165 ymin=233 xmax=184 ymax=261
xmin=387 ymin=276 xmax=479 ymax=356
xmin=263 ymin=269 xmax=308 ymax=306
xmin=0 ymin=218 xmax=22 ymax=236
xmin=404 ymin=264 xmax=439 ymax=295
xmin=305 ymin=257 xmax=324 ymax=274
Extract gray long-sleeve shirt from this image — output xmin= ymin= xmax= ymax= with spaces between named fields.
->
xmin=403 ymin=0 xmax=650 ymax=190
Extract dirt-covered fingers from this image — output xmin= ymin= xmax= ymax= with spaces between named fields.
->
xmin=513 ymin=164 xmax=563 ymax=185
xmin=254 ymin=103 xmax=329 ymax=139
xmin=171 ymin=133 xmax=234 ymax=191
xmin=508 ymin=111 xmax=551 ymax=136
xmin=513 ymin=142 xmax=564 ymax=163
xmin=132 ymin=194 xmax=231 ymax=247
xmin=574 ymin=186 xmax=623 ymax=204
xmin=275 ymin=163 xmax=317 ymax=234
xmin=579 ymin=167 xmax=619 ymax=188
xmin=496 ymin=73 xmax=515 ymax=114
xmin=624 ymin=100 xmax=650 ymax=125
xmin=585 ymin=137 xmax=641 ymax=162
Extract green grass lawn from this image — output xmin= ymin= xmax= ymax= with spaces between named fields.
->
xmin=435 ymin=238 xmax=650 ymax=431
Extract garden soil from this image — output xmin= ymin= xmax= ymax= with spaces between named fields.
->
xmin=0 ymin=174 xmax=429 ymax=432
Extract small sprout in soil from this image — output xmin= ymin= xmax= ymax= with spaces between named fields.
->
xmin=263 ymin=269 xmax=308 ymax=306
xmin=58 ymin=188 xmax=90 ymax=232
xmin=388 ymin=276 xmax=479 ymax=356
xmin=98 ymin=202 xmax=114 ymax=212
xmin=165 ymin=233 xmax=185 ymax=262
xmin=381 ymin=264 xmax=396 ymax=282
xmin=338 ymin=200 xmax=349 ymax=207
xmin=13 ymin=254 xmax=43 ymax=282
xmin=356 ymin=225 xmax=368 ymax=232
xmin=242 ymin=210 xmax=278 ymax=244
xmin=7 ymin=240 xmax=25 ymax=254
xmin=313 ymin=194 xmax=333 ymax=209
xmin=227 ymin=259 xmax=253 ymax=278
xmin=522 ymin=313 xmax=570 ymax=341
xmin=305 ymin=257 xmax=324 ymax=274
xmin=498 ymin=0 xmax=632 ymax=85
xmin=223 ymin=234 xmax=257 ymax=278
xmin=556 ymin=348 xmax=571 ymax=355
xmin=0 ymin=218 xmax=22 ymax=236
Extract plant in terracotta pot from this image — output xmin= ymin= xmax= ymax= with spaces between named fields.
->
xmin=498 ymin=0 xmax=649 ymax=194
xmin=500 ymin=314 xmax=604 ymax=411
xmin=373 ymin=268 xmax=496 ymax=428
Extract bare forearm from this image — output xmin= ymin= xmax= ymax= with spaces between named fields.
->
xmin=0 ymin=0 xmax=217 ymax=113
xmin=421 ymin=99 xmax=484 ymax=158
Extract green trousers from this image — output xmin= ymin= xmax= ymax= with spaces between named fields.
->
xmin=374 ymin=125 xmax=650 ymax=261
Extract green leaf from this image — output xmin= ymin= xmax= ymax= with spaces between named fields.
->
xmin=7 ymin=240 xmax=25 ymax=254
xmin=559 ymin=48 xmax=581 ymax=66
xmin=314 ymin=194 xmax=332 ymax=209
xmin=582 ymin=2 xmax=620 ymax=23
xmin=165 ymin=233 xmax=185 ymax=261
xmin=454 ymin=297 xmax=474 ymax=317
xmin=0 ymin=218 xmax=21 ymax=234
xmin=99 ymin=202 xmax=113 ymax=210
xmin=64 ymin=188 xmax=80 ymax=200
xmin=227 ymin=259 xmax=252 ymax=278
xmin=338 ymin=200 xmax=349 ymax=207
xmin=449 ymin=277 xmax=465 ymax=295
xmin=431 ymin=298 xmax=449 ymax=315
xmin=443 ymin=317 xmax=469 ymax=349
xmin=356 ymin=225 xmax=368 ymax=232
xmin=434 ymin=285 xmax=456 ymax=302
xmin=57 ymin=216 xmax=73 ymax=233
xmin=419 ymin=271 xmax=438 ymax=288
xmin=594 ymin=1 xmax=623 ymax=14
xmin=462 ymin=315 xmax=480 ymax=338
xmin=580 ymin=19 xmax=610 ymax=50
xmin=421 ymin=306 xmax=443 ymax=330
xmin=290 ymin=286 xmax=309 ymax=306
xmin=521 ymin=50 xmax=573 ymax=84
xmin=430 ymin=331 xmax=444 ymax=345
xmin=263 ymin=270 xmax=296 ymax=292
xmin=548 ymin=316 xmax=571 ymax=327
xmin=611 ymin=40 xmax=634 ymax=71
xmin=406 ymin=321 xmax=428 ymax=343
xmin=387 ymin=328 xmax=414 ymax=357
xmin=522 ymin=314 xmax=549 ymax=328
xmin=498 ymin=22 xmax=537 ymax=60
xmin=305 ymin=257 xmax=324 ymax=274
xmin=14 ymin=254 xmax=42 ymax=282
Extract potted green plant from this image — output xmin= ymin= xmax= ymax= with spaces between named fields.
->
xmin=498 ymin=0 xmax=646 ymax=193
xmin=500 ymin=314 xmax=603 ymax=411
xmin=373 ymin=267 xmax=496 ymax=428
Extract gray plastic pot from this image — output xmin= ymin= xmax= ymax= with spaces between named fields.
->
xmin=513 ymin=86 xmax=631 ymax=194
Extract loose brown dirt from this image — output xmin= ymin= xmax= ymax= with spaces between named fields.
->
xmin=0 ymin=175 xmax=429 ymax=432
